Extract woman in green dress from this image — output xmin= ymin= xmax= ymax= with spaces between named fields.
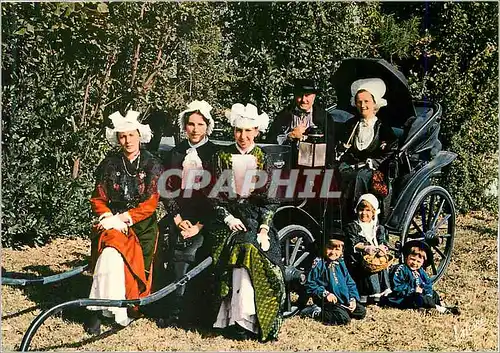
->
xmin=212 ymin=103 xmax=285 ymax=342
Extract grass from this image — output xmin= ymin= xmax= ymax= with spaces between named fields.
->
xmin=1 ymin=212 xmax=497 ymax=351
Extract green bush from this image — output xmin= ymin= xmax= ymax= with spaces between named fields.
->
xmin=1 ymin=2 xmax=226 ymax=247
xmin=388 ymin=2 xmax=498 ymax=212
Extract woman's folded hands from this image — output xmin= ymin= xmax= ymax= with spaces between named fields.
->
xmin=180 ymin=222 xmax=203 ymax=239
xmin=98 ymin=214 xmax=128 ymax=234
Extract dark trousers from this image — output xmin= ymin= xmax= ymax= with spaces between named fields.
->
xmin=171 ymin=234 xmax=204 ymax=296
xmin=382 ymin=290 xmax=441 ymax=309
xmin=402 ymin=290 xmax=441 ymax=309
xmin=316 ymin=301 xmax=366 ymax=325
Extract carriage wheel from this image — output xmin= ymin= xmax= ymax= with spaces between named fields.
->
xmin=401 ymin=185 xmax=456 ymax=283
xmin=278 ymin=225 xmax=315 ymax=318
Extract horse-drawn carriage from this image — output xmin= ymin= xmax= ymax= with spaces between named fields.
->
xmin=4 ymin=58 xmax=457 ymax=351
xmin=273 ymin=58 xmax=456 ymax=315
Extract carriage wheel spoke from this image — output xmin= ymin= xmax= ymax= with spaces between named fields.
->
xmin=430 ymin=261 xmax=438 ymax=275
xmin=285 ymin=238 xmax=290 ymax=265
xmin=411 ymin=219 xmax=424 ymax=235
xmin=433 ymin=246 xmax=446 ymax=260
xmin=439 ymin=233 xmax=452 ymax=238
xmin=427 ymin=194 xmax=436 ymax=230
xmin=430 ymin=198 xmax=445 ymax=229
xmin=435 ymin=214 xmax=451 ymax=229
xmin=293 ymin=252 xmax=309 ymax=267
xmin=420 ymin=204 xmax=427 ymax=232
xmin=289 ymin=237 xmax=303 ymax=265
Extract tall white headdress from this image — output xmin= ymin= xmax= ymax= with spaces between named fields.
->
xmin=105 ymin=110 xmax=152 ymax=146
xmin=226 ymin=103 xmax=269 ymax=132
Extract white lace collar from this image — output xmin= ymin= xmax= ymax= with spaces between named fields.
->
xmin=355 ymin=116 xmax=378 ymax=151
xmin=355 ymin=219 xmax=379 ymax=247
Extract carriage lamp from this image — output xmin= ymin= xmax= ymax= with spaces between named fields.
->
xmin=298 ymin=126 xmax=326 ymax=167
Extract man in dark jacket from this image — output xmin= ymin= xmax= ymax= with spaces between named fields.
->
xmin=267 ymin=78 xmax=336 ymax=168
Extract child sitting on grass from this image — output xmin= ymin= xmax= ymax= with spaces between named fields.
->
xmin=343 ymin=193 xmax=392 ymax=304
xmin=382 ymin=240 xmax=459 ymax=315
xmin=303 ymin=233 xmax=366 ymax=325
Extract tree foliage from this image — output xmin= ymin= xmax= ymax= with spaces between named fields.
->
xmin=385 ymin=2 xmax=498 ymax=211
xmin=1 ymin=1 xmax=497 ymax=247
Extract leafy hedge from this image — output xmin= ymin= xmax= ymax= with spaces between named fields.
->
xmin=2 ymin=2 xmax=497 ymax=247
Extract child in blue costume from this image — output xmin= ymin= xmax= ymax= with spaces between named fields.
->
xmin=304 ymin=233 xmax=366 ymax=325
xmin=382 ymin=240 xmax=459 ymax=315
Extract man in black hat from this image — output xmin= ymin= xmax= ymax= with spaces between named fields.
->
xmin=267 ymin=78 xmax=335 ymax=167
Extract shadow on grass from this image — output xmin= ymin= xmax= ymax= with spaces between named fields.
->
xmin=18 ymin=324 xmax=127 ymax=351
xmin=461 ymin=223 xmax=497 ymax=238
xmin=1 ymin=305 xmax=41 ymax=320
xmin=7 ymin=256 xmax=92 ymax=325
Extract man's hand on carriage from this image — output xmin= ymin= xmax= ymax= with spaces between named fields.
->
xmin=288 ymin=120 xmax=308 ymax=140
xmin=257 ymin=225 xmax=270 ymax=251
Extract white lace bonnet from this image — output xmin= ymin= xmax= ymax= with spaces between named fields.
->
xmin=177 ymin=100 xmax=215 ymax=136
xmin=350 ymin=78 xmax=388 ymax=109
xmin=226 ymin=103 xmax=269 ymax=132
xmin=105 ymin=110 xmax=152 ymax=146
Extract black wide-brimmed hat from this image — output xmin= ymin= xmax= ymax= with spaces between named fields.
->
xmin=402 ymin=240 xmax=433 ymax=268
xmin=325 ymin=229 xmax=345 ymax=245
xmin=293 ymin=78 xmax=320 ymax=95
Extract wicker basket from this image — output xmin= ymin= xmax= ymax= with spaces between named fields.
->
xmin=362 ymin=250 xmax=394 ymax=273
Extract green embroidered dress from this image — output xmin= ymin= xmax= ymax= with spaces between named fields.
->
xmin=211 ymin=143 xmax=285 ymax=342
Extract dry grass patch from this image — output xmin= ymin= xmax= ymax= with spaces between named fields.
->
xmin=1 ymin=213 xmax=498 ymax=351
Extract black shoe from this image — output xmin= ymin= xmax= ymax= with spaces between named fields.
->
xmin=84 ymin=313 xmax=101 ymax=335
xmin=156 ymin=312 xmax=180 ymax=328
xmin=445 ymin=306 xmax=461 ymax=316
xmin=127 ymin=306 xmax=144 ymax=319
xmin=225 ymin=324 xmax=255 ymax=341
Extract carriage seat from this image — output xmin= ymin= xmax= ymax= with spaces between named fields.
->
xmin=392 ymin=105 xmax=434 ymax=146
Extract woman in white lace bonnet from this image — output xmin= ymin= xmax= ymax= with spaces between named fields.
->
xmin=338 ymin=78 xmax=398 ymax=220
xmin=342 ymin=193 xmax=392 ymax=304
xmin=86 ymin=110 xmax=163 ymax=334
xmin=211 ymin=103 xmax=286 ymax=342
xmin=158 ymin=100 xmax=219 ymax=326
